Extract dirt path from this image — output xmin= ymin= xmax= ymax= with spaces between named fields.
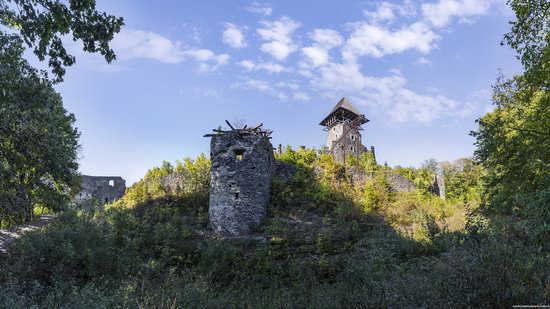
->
xmin=0 ymin=215 xmax=56 ymax=254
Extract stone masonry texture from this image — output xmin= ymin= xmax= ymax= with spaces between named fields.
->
xmin=76 ymin=175 xmax=126 ymax=205
xmin=208 ymin=131 xmax=275 ymax=236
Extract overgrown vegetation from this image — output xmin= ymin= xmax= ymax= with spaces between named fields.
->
xmin=1 ymin=147 xmax=548 ymax=307
xmin=0 ymin=0 xmax=549 ymax=307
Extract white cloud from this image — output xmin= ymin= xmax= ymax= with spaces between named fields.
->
xmin=183 ymin=49 xmax=230 ymax=72
xmin=112 ymin=29 xmax=185 ymax=63
xmin=257 ymin=17 xmax=301 ymax=60
xmin=246 ymin=2 xmax=272 ymax=16
xmin=302 ymin=46 xmax=329 ymax=67
xmin=233 ymin=79 xmax=307 ymax=101
xmin=339 ymin=0 xmax=497 ymax=61
xmin=222 ymin=23 xmax=247 ymax=49
xmin=342 ymin=21 xmax=439 ymax=61
xmin=310 ymin=29 xmax=344 ymax=49
xmin=301 ymin=29 xmax=343 ymax=67
xmin=364 ymin=2 xmax=397 ymax=23
xmin=310 ymin=60 xmax=470 ymax=124
xmin=415 ymin=56 xmax=432 ymax=65
xmin=274 ymin=81 xmax=299 ymax=90
xmin=239 ymin=59 xmax=288 ymax=73
xmin=363 ymin=1 xmax=417 ymax=23
xmin=112 ymin=29 xmax=229 ymax=71
xmin=293 ymin=91 xmax=311 ymax=102
xmin=421 ymin=0 xmax=493 ymax=28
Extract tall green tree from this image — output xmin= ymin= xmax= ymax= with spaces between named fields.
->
xmin=472 ymin=0 xmax=549 ymax=235
xmin=1 ymin=34 xmax=80 ymax=222
xmin=0 ymin=1 xmax=123 ymax=224
xmin=503 ymin=0 xmax=549 ymax=89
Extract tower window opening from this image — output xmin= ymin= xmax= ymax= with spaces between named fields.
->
xmin=350 ymin=134 xmax=355 ymax=141
xmin=350 ymin=146 xmax=355 ymax=151
xmin=109 ymin=180 xmax=114 ymax=186
xmin=104 ymin=198 xmax=108 ymax=203
xmin=234 ymin=149 xmax=244 ymax=161
xmin=235 ymin=192 xmax=239 ymax=199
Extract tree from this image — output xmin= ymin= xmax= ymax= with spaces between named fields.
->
xmin=503 ymin=0 xmax=549 ymax=89
xmin=0 ymin=1 xmax=123 ymax=224
xmin=441 ymin=158 xmax=483 ymax=203
xmin=472 ymin=1 xmax=550 ymax=222
xmin=0 ymin=34 xmax=80 ymax=222
xmin=0 ymin=0 xmax=124 ymax=82
xmin=472 ymin=77 xmax=549 ymax=212
xmin=421 ymin=158 xmax=440 ymax=174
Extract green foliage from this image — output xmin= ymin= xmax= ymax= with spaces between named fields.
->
xmin=359 ymin=173 xmax=390 ymax=212
xmin=0 ymin=34 xmax=80 ymax=226
xmin=0 ymin=0 xmax=124 ymax=81
xmin=393 ymin=165 xmax=432 ymax=193
xmin=1 ymin=148 xmax=548 ymax=307
xmin=358 ymin=151 xmax=377 ymax=173
xmin=471 ymin=2 xmax=550 ymax=244
xmin=442 ymin=157 xmax=483 ymax=203
xmin=473 ymin=78 xmax=550 ymax=214
xmin=115 ymin=154 xmax=210 ymax=210
xmin=503 ymin=0 xmax=549 ymax=89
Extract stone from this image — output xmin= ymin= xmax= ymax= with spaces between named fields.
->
xmin=428 ymin=174 xmax=446 ymax=200
xmin=208 ymin=130 xmax=275 ymax=236
xmin=76 ymin=175 xmax=126 ymax=205
xmin=320 ymin=97 xmax=376 ymax=165
xmin=385 ymin=172 xmax=415 ymax=193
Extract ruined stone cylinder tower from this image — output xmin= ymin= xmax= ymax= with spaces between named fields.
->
xmin=206 ymin=124 xmax=274 ymax=236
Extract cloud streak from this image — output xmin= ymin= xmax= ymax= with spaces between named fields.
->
xmin=112 ymin=29 xmax=229 ymax=72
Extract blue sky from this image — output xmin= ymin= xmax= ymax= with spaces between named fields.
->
xmin=48 ymin=0 xmax=520 ymax=184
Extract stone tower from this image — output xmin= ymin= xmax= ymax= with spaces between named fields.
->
xmin=205 ymin=123 xmax=275 ymax=236
xmin=320 ymin=97 xmax=371 ymax=163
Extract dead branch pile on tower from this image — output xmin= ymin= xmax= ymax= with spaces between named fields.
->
xmin=203 ymin=120 xmax=273 ymax=139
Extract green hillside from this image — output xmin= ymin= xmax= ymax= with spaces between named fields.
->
xmin=1 ymin=148 xmax=548 ymax=307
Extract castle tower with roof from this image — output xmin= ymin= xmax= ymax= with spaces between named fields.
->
xmin=320 ymin=97 xmax=374 ymax=163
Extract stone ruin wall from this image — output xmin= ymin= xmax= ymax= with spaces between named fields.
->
xmin=208 ymin=129 xmax=275 ymax=236
xmin=428 ymin=174 xmax=446 ymax=200
xmin=76 ymin=175 xmax=126 ymax=205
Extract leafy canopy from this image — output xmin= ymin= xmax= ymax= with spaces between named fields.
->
xmin=0 ymin=0 xmax=124 ymax=81
xmin=472 ymin=0 xmax=550 ymax=240
xmin=0 ymin=34 xmax=80 ymax=223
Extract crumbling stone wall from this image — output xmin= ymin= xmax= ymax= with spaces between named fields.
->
xmin=208 ymin=131 xmax=275 ymax=236
xmin=76 ymin=176 xmax=126 ymax=205
xmin=384 ymin=172 xmax=415 ymax=193
xmin=428 ymin=174 xmax=446 ymax=200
